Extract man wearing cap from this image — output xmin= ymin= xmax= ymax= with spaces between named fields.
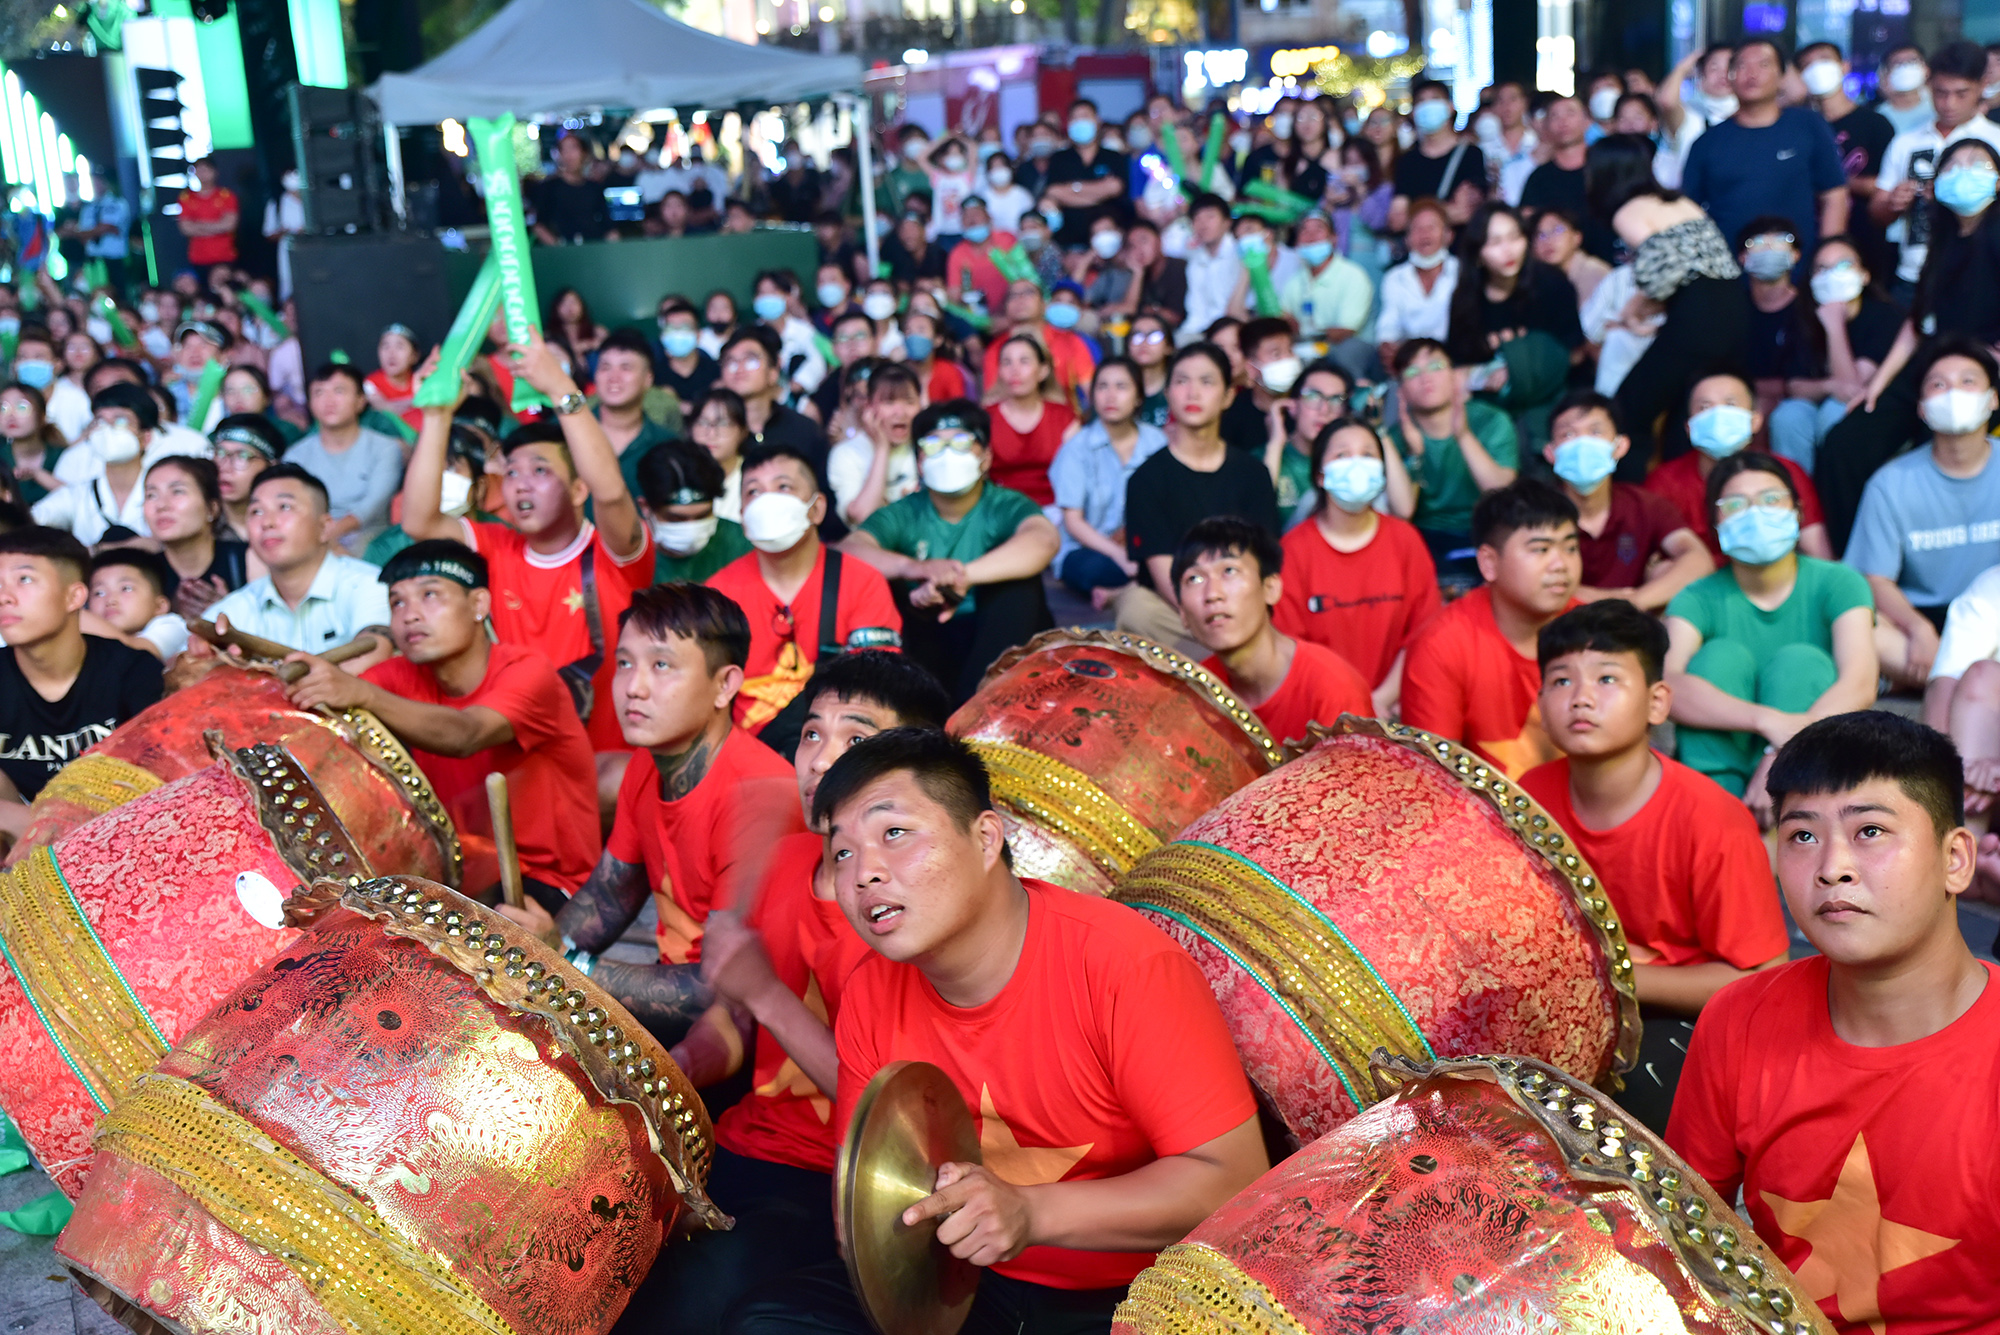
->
xmin=979 ymin=279 xmax=1097 ymax=407
xmin=32 ymin=384 xmax=158 ymax=544
xmin=1279 ymin=211 xmax=1375 ymax=380
xmin=944 ymin=197 xmax=1016 ymax=316
xmin=284 ymin=538 xmax=600 ymax=913
xmin=167 ymin=319 xmax=230 ymax=432
xmin=287 ymin=362 xmax=410 ymax=556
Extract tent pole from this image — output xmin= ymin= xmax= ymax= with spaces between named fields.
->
xmin=851 ymin=93 xmax=879 ymax=277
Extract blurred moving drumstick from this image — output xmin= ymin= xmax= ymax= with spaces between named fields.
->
xmin=190 ymin=618 xmax=379 ymax=685
xmin=486 ymin=771 xmax=525 ymax=909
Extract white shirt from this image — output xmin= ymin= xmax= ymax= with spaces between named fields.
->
xmin=207 ymin=552 xmax=391 ymax=653
xmin=982 ymin=183 xmax=1035 ymax=234
xmin=827 ymin=430 xmax=918 ymax=522
xmin=1581 ymin=264 xmax=1661 ymax=396
xmin=1484 ymin=128 xmax=1540 ymax=205
xmin=138 ymin=612 xmax=189 ymax=663
xmin=31 ymin=471 xmax=149 ymax=544
xmin=1876 ymin=116 xmax=2000 ymax=282
xmin=44 ymin=377 xmax=92 ymax=443
xmin=55 ymin=427 xmax=210 ymax=491
xmin=774 ymin=315 xmax=828 ymax=395
xmin=1375 ymin=255 xmax=1459 ymax=345
xmin=1181 ymin=237 xmax=1241 ymax=344
xmin=1934 ymin=562 xmax=2000 ymax=680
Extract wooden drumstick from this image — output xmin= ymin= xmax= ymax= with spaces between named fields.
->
xmin=486 ymin=771 xmax=525 ymax=910
xmin=192 ymin=619 xmax=380 ymax=684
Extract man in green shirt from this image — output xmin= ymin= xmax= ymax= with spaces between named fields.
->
xmin=638 ymin=437 xmax=752 ymax=584
xmin=593 ymin=329 xmax=679 ymax=506
xmin=842 ymin=400 xmax=1059 ymax=701
xmin=1385 ymin=338 xmax=1520 ymax=579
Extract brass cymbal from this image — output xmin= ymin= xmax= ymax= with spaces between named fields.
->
xmin=836 ymin=1060 xmax=983 ymax=1335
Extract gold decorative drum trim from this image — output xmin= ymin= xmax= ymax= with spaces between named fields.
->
xmin=27 ymin=754 xmax=163 ymax=820
xmin=1115 ymin=1242 xmax=1313 ymax=1335
xmin=329 ymin=706 xmax=465 ymax=887
xmin=968 ymin=739 xmax=1162 ymax=882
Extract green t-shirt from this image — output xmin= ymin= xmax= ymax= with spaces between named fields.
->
xmin=860 ymin=481 xmax=1043 ymax=613
xmin=1388 ymin=399 xmax=1520 ymax=539
xmin=1665 ymin=556 xmax=1873 ymax=662
xmin=657 ymin=518 xmax=752 ymax=584
xmin=1137 ymin=390 xmax=1170 ymax=430
xmin=3 ymin=439 xmax=62 ymax=506
xmin=1275 ymin=445 xmax=1315 ymax=518
xmin=611 ymin=416 xmax=680 ymax=512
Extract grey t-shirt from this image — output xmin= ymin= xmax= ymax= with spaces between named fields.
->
xmin=284 ymin=426 xmax=408 ymax=551
xmin=1845 ymin=445 xmax=2000 ymax=608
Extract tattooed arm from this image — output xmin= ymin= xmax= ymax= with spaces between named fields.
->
xmin=495 ymin=848 xmax=650 ymax=951
xmin=590 ymin=959 xmax=715 ymax=1043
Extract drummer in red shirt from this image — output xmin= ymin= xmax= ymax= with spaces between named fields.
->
xmin=1175 ymin=516 xmax=1372 ymax=746
xmin=399 ymin=332 xmax=654 ymax=822
xmin=705 ymin=441 xmax=901 ymax=745
xmin=1401 ymin=479 xmax=1581 ymax=779
xmin=730 ymin=729 xmax=1267 ymax=1334
xmin=496 ymin=584 xmax=800 ymax=1044
xmin=618 ymin=652 xmax=951 ymax=1334
xmin=176 ymin=158 xmax=238 ymax=280
xmin=283 ymin=539 xmax=600 ymax=913
xmin=1519 ymin=599 xmax=1788 ymax=1133
xmin=1668 ymin=711 xmax=2000 ymax=1335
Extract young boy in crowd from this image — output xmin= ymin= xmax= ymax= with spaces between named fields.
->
xmin=497 ymin=584 xmax=801 ymax=1045
xmin=622 ymin=652 xmax=951 ymax=1334
xmin=1668 ymin=711 xmax=2000 ymax=1334
xmin=1520 ymin=600 xmax=1789 ymax=1132
xmin=708 ymin=441 xmax=902 ymax=738
xmin=1402 ymin=479 xmax=1582 ymax=778
xmin=283 ymin=539 xmax=600 ymax=913
xmin=844 ymin=401 xmax=1058 ymax=703
xmin=1543 ymin=390 xmax=1713 ymax=612
xmin=732 ymin=729 xmax=1267 ymax=1334
xmin=0 ymin=527 xmax=162 ymax=838
xmin=1174 ymin=516 xmax=1373 ymax=744
xmin=86 ymin=548 xmax=188 ymax=662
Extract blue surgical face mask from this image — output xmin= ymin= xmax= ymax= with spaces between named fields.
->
xmin=1716 ymin=504 xmax=1799 ymax=566
xmin=1040 ymin=205 xmax=1064 ymax=230
xmin=752 ymin=293 xmax=788 ymax=321
xmin=816 ymin=281 xmax=849 ymax=309
xmin=904 ymin=333 xmax=935 ymax=361
xmin=963 ymin=223 xmax=991 ymax=244
xmin=1413 ymin=100 xmax=1453 ymax=134
xmin=1021 ymin=230 xmax=1045 ymax=252
xmin=1936 ymin=166 xmax=2000 ymax=217
xmin=661 ymin=327 xmax=698 ymax=358
xmin=1297 ymin=240 xmax=1334 ymax=266
xmin=1045 ymin=302 xmax=1081 ymax=329
xmin=1322 ymin=456 xmax=1386 ymax=512
xmin=12 ymin=359 xmax=54 ymax=389
xmin=1068 ymin=118 xmax=1097 ymax=145
xmin=1551 ymin=434 xmax=1619 ymax=491
xmin=1688 ymin=404 xmax=1755 ymax=458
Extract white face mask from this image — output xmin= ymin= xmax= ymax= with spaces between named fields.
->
xmin=921 ymin=448 xmax=983 ymax=495
xmin=1271 ymin=113 xmax=1294 ymax=140
xmin=1474 ymin=112 xmax=1501 ymax=140
xmin=862 ymin=292 xmax=898 ymax=321
xmin=1409 ymin=247 xmax=1448 ymax=270
xmin=741 ymin=491 xmax=814 ymax=552
xmin=1809 ymin=262 xmax=1865 ymax=305
xmin=1921 ymin=388 xmax=1994 ymax=436
xmin=652 ymin=514 xmax=721 ymax=555
xmin=1588 ymin=87 xmax=1621 ymax=121
xmin=1090 ymin=230 xmax=1123 ymax=259
xmin=1258 ymin=356 xmax=1304 ymax=392
xmin=1228 ymin=130 xmax=1252 ymax=154
xmin=1801 ymin=60 xmax=1844 ymax=97
xmin=439 ymin=470 xmax=475 ymax=516
xmin=988 ymin=165 xmax=1013 ymax=187
xmin=94 ymin=422 xmax=143 ymax=464
xmin=1886 ymin=62 xmax=1926 ymax=94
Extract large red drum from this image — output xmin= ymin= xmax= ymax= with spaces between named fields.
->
xmin=0 ymin=739 xmax=374 ymax=1197
xmin=950 ymin=629 xmax=1283 ymax=895
xmin=1114 ymin=718 xmax=1640 ymax=1145
xmin=57 ymin=874 xmax=721 ymax=1335
xmin=6 ymin=665 xmax=460 ymax=886
xmin=1115 ymin=1055 xmax=1830 ymax=1335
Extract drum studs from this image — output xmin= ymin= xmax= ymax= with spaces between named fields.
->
xmin=504 ymin=964 xmax=522 ymax=978
xmin=523 ymin=962 xmax=542 ymax=980
xmin=503 ymin=947 xmax=524 ymax=963
xmin=282 ymin=781 xmax=296 ymax=792
xmin=1767 ymin=1292 xmax=1792 ymax=1316
xmin=1531 ymin=814 xmax=1547 ymax=829
xmin=1685 ymin=1224 xmax=1708 ymax=1246
xmin=602 ymin=1026 xmax=621 ymax=1047
xmin=1744 ymin=1290 xmax=1766 ymax=1309
xmin=484 ymin=949 xmax=502 ymax=964
xmin=465 ymin=922 xmax=484 ymax=939
xmin=1713 ymin=1226 xmax=1736 ymax=1251
xmin=1682 ymin=1196 xmax=1707 ymax=1220
xmin=585 ymin=1028 xmax=600 ymax=1044
xmin=1658 ymin=1170 xmax=1682 ymax=1191
xmin=583 ymin=1007 xmax=605 ymax=1026
xmin=565 ymin=991 xmax=585 ymax=1009
xmin=639 ymin=1058 xmax=656 ymax=1078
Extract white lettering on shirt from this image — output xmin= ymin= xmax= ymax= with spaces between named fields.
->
xmin=0 ymin=721 xmax=116 ymax=766
xmin=1907 ymin=521 xmax=2000 ymax=551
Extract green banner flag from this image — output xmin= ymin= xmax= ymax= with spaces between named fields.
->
xmin=236 ymin=288 xmax=290 ymax=342
xmin=415 ymin=251 xmax=503 ymax=410
xmin=187 ymin=357 xmax=227 ymax=431
xmin=469 ymin=114 xmax=549 ymax=413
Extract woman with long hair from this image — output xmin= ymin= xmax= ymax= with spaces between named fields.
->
xmin=48 ymin=329 xmax=100 ymax=441
xmin=142 ymin=454 xmax=250 ymax=618
xmin=1446 ymin=202 xmax=1582 ymax=445
xmin=688 ymin=387 xmax=751 ymax=521
xmin=547 ymin=286 xmax=607 ymax=374
xmin=987 ymin=333 xmax=1075 ymax=506
xmin=1328 ymin=138 xmax=1395 ymax=278
xmin=697 ymin=289 xmax=739 ymax=360
xmin=219 ymin=363 xmax=305 ymax=445
xmin=0 ymin=381 xmax=65 ymax=505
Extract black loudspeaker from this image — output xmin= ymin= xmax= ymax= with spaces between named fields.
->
xmin=289 ymin=234 xmax=455 ymax=371
xmin=287 ymin=83 xmax=388 ymax=234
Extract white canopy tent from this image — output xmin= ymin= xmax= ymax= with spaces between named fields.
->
xmin=370 ymin=0 xmax=880 ymax=266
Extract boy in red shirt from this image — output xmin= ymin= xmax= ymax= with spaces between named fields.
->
xmin=176 ymin=158 xmax=238 ymax=275
xmin=496 ymin=584 xmax=800 ymax=1044
xmin=706 ymin=441 xmax=901 ymax=742
xmin=400 ymin=332 xmax=654 ymax=820
xmin=1175 ymin=516 xmax=1373 ymax=745
xmin=1402 ymin=479 xmax=1581 ymax=778
xmin=1668 ymin=711 xmax=2000 ymax=1335
xmin=285 ymin=539 xmax=600 ymax=912
xmin=621 ymin=652 xmax=951 ymax=1333
xmin=1519 ymin=600 xmax=1788 ymax=1132
xmin=731 ymin=730 xmax=1267 ymax=1333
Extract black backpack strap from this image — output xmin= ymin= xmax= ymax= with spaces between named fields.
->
xmin=816 ymin=547 xmax=844 ymax=658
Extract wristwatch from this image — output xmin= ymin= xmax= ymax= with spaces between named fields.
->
xmin=554 ymin=390 xmax=587 ymax=416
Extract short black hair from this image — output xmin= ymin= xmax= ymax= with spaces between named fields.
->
xmin=1929 ymin=38 xmax=1987 ymax=82
xmin=810 ymin=726 xmax=1000 ymax=841
xmin=1796 ymin=40 xmax=1842 ymax=66
xmin=249 ymin=461 xmax=331 ymax=512
xmin=88 ymin=545 xmax=170 ymax=598
xmin=830 ymin=308 xmax=874 ymax=337
xmin=596 ymin=327 xmax=656 ymax=367
xmin=1551 ymin=388 xmax=1623 ymax=435
xmin=799 ymin=651 xmax=951 ymax=732
xmin=740 ymin=437 xmax=822 ymax=489
xmin=1733 ymin=36 xmax=1789 ymax=70
xmin=1170 ymin=515 xmax=1283 ymax=588
xmin=869 ymin=362 xmax=923 ymax=401
xmin=1915 ymin=333 xmax=1999 ymax=394
xmin=912 ymin=399 xmax=989 ymax=449
xmin=379 ymin=538 xmax=488 ymax=590
xmin=1188 ymin=191 xmax=1230 ymax=221
xmin=721 ymin=323 xmax=782 ymax=365
xmin=1473 ymin=477 xmax=1579 ymax=549
xmin=0 ymin=525 xmax=90 ymax=583
xmin=1704 ymin=449 xmax=1797 ymax=516
xmin=1767 ymin=711 xmax=1965 ymax=836
xmin=637 ymin=437 xmax=726 ymax=509
xmin=1735 ymin=214 xmax=1801 ymax=251
xmin=1392 ymin=337 xmax=1451 ymax=377
xmin=620 ymin=582 xmax=751 ymax=673
xmin=307 ymin=362 xmax=366 ymax=395
xmin=1537 ymin=599 xmax=1669 ymax=683
xmin=500 ymin=420 xmax=577 ymax=478
xmin=1411 ymin=76 xmax=1451 ymax=101
xmin=90 ymin=381 xmax=159 ymax=432
xmin=1238 ymin=317 xmax=1292 ymax=360
xmin=1167 ymin=340 xmax=1233 ymax=385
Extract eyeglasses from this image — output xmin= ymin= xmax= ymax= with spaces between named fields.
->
xmin=917 ymin=428 xmax=982 ymax=456
xmin=721 ymin=354 xmax=765 ymax=373
xmin=1714 ymin=489 xmax=1794 ymax=519
xmin=214 ymin=446 xmax=265 ymax=466
xmin=834 ymin=331 xmax=873 ymax=346
xmin=1746 ymin=233 xmax=1797 ymax=250
xmin=1129 ymin=329 xmax=1166 ymax=346
xmin=1401 ymin=358 xmax=1450 ymax=380
xmin=1297 ymin=388 xmax=1344 ymax=406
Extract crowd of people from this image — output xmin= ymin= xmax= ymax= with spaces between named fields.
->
xmin=1 ymin=33 xmax=1997 ymax=1335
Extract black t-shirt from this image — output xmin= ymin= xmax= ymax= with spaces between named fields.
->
xmin=1746 ymin=296 xmax=1811 ymax=380
xmin=536 ymin=176 xmax=610 ymax=242
xmin=1828 ymin=105 xmax=1895 ymax=182
xmin=160 ymin=538 xmax=249 ymax=601
xmin=1922 ymin=220 xmax=2000 ymax=346
xmin=1788 ymin=293 xmax=1908 ymax=377
xmin=1219 ymin=390 xmax=1269 ymax=453
xmin=1124 ymin=445 xmax=1281 ymax=587
xmin=1446 ymin=262 xmax=1583 ymax=364
xmin=0 ymin=636 xmax=163 ymax=801
xmin=1393 ymin=142 xmax=1489 ymax=206
xmin=1043 ymin=146 xmax=1131 ymax=246
xmin=881 ymin=235 xmax=948 ymax=285
xmin=656 ymin=349 xmax=720 ymax=406
xmin=1520 ymin=160 xmax=1616 ymax=261
xmin=1240 ymin=146 xmax=1330 ymax=205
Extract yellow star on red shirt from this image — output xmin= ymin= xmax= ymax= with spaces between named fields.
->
xmin=1761 ymin=1132 xmax=1960 ymax=1334
xmin=976 ymin=1085 xmax=1092 ymax=1187
xmin=562 ymin=588 xmax=585 ymax=615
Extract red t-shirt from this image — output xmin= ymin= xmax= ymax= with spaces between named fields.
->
xmin=1400 ymin=586 xmax=1575 ymax=779
xmin=835 ymin=879 xmax=1257 ymax=1290
xmin=363 ymin=643 xmax=602 ymax=893
xmin=714 ymin=831 xmax=873 ymax=1174
xmin=178 ymin=185 xmax=238 ymax=265
xmin=1578 ymin=482 xmax=1695 ymax=591
xmin=946 ymin=234 xmax=1018 ymax=316
xmin=463 ymin=519 xmax=655 ymax=753
xmin=363 ymin=369 xmax=424 ymax=431
xmin=925 ymin=359 xmax=970 ymax=406
xmin=1644 ymin=453 xmax=1825 ymax=563
xmin=1273 ymin=515 xmax=1442 ymax=688
xmin=1518 ymin=754 xmax=1787 ymax=968
xmin=986 ymin=399 xmax=1075 ymax=506
xmin=1667 ymin=957 xmax=2000 ymax=1335
xmin=705 ymin=547 xmax=904 ymax=732
xmin=980 ymin=327 xmax=1097 ymax=404
xmin=1201 ymin=639 xmax=1373 ymax=746
xmin=605 ymin=725 xmax=802 ymax=964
